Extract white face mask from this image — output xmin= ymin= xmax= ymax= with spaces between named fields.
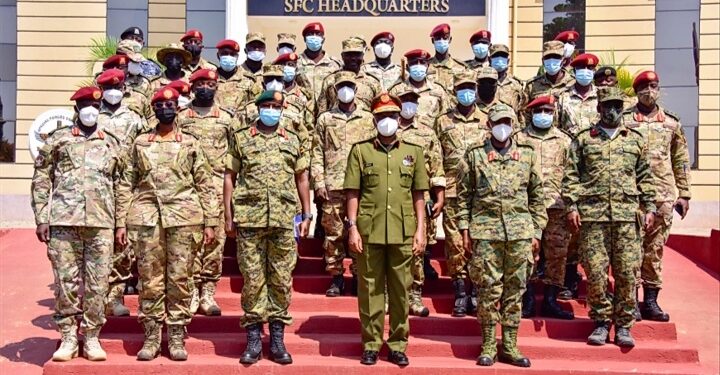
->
xmin=377 ymin=117 xmax=399 ymax=136
xmin=374 ymin=43 xmax=392 ymax=59
xmin=400 ymin=102 xmax=418 ymax=119
xmin=278 ymin=46 xmax=294 ymax=55
xmin=178 ymin=95 xmax=191 ymax=108
xmin=247 ymin=50 xmax=265 ymax=62
xmin=78 ymin=106 xmax=99 ymax=126
xmin=563 ymin=43 xmax=575 ymax=58
xmin=337 ymin=86 xmax=355 ymax=104
xmin=128 ymin=61 xmax=143 ymax=76
xmin=491 ymin=123 xmax=513 ymax=142
xmin=265 ymin=79 xmax=284 ymax=92
xmin=102 ymin=89 xmax=123 ymax=105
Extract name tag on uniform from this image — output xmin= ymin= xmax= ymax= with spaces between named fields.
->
xmin=363 ymin=162 xmax=373 ymax=167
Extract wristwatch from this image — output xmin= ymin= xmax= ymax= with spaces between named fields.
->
xmin=301 ymin=213 xmax=313 ymax=221
xmin=345 ymin=219 xmax=357 ymax=229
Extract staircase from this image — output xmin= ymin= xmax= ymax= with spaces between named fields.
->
xmin=43 ymin=239 xmax=703 ymax=374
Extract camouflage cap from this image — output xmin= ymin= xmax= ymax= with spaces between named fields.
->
xmin=488 ymin=103 xmax=516 ymax=122
xmin=597 ymin=86 xmax=625 ymax=103
xmin=392 ymin=81 xmax=420 ymax=99
xmin=489 ymin=43 xmax=510 ymax=57
xmin=156 ymin=43 xmax=192 ymax=66
xmin=262 ymin=64 xmax=285 ymax=78
xmin=342 ymin=36 xmax=367 ymax=53
xmin=542 ymin=40 xmax=565 ymax=58
xmin=453 ymin=70 xmax=478 ymax=88
xmin=246 ymin=32 xmax=266 ymax=44
xmin=477 ymin=66 xmax=498 ymax=81
xmin=116 ymin=40 xmax=144 ymax=62
xmin=333 ymin=71 xmax=357 ymax=87
xmin=277 ymin=33 xmax=297 ymax=46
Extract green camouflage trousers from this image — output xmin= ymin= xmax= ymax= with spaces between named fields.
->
xmin=469 ymin=239 xmax=532 ymax=328
xmin=130 ymin=224 xmax=202 ymax=325
xmin=48 ymin=226 xmax=112 ymax=333
xmin=193 ymin=199 xmax=226 ymax=284
xmin=640 ymin=202 xmax=673 ymax=289
xmin=580 ymin=221 xmax=641 ymax=329
xmin=411 ymin=211 xmax=438 ymax=288
xmin=541 ymin=209 xmax=572 ymax=287
xmin=443 ymin=197 xmax=467 ymax=280
xmin=321 ymin=192 xmax=356 ymax=276
xmin=237 ymin=227 xmax=297 ymax=327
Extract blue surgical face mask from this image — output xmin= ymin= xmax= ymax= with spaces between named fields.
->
xmin=433 ymin=39 xmax=450 ymax=54
xmin=456 ymin=89 xmax=477 ymax=106
xmin=472 ymin=43 xmax=489 ymax=59
xmin=259 ymin=108 xmax=282 ymax=127
xmin=305 ymin=35 xmax=324 ymax=52
xmin=532 ymin=112 xmax=554 ymax=129
xmin=219 ymin=55 xmax=238 ymax=72
xmin=283 ymin=66 xmax=296 ymax=82
xmin=575 ymin=68 xmax=594 ymax=86
xmin=409 ymin=64 xmax=428 ymax=82
xmin=491 ymin=56 xmax=509 ymax=72
xmin=544 ymin=58 xmax=562 ymax=76
xmin=247 ymin=50 xmax=265 ymax=62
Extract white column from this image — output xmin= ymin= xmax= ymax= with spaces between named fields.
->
xmin=226 ymin=0 xmax=248 ymax=59
xmin=487 ymin=0 xmax=510 ymax=46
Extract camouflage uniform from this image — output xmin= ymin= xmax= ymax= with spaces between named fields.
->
xmin=297 ymin=51 xmax=342 ymax=101
xmin=623 ymin=106 xmax=692 ymax=288
xmin=311 ymin=107 xmax=376 ymax=276
xmin=183 ymin=56 xmax=216 ymax=77
xmin=215 ymin=68 xmax=262 ymax=113
xmin=389 ymin=80 xmax=449 ymax=127
xmin=558 ymin=85 xmax=599 ymax=137
xmin=428 ymin=55 xmax=467 ymax=91
xmin=562 ymin=119 xmax=656 ymax=329
xmin=496 ymin=74 xmax=526 ymax=116
xmin=31 ymin=125 xmax=122 ymax=334
xmin=464 ymin=58 xmax=490 ymax=72
xmin=126 ymin=74 xmax=153 ymax=99
xmin=227 ymin=124 xmax=308 ymax=327
xmin=283 ymin=83 xmax=316 ymax=134
xmin=361 ymin=61 xmax=403 ymax=91
xmin=237 ymin=101 xmax=311 ymax=164
xmin=524 ymin=70 xmax=576 ymax=104
xmin=150 ymin=71 xmax=190 ymax=92
xmin=316 ymin=70 xmax=382 ymax=114
xmin=115 ymin=126 xmax=219 ymax=326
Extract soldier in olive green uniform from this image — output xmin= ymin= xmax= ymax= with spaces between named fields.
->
xmin=181 ymin=29 xmax=217 ymax=76
xmin=362 ymin=32 xmax=403 ymax=91
xmin=562 ymin=87 xmax=657 ymax=348
xmin=214 ymin=38 xmax=261 ymax=113
xmin=457 ymin=103 xmax=547 ymax=368
xmin=427 ymin=23 xmax=468 ymax=91
xmin=625 ymin=71 xmax=692 ymax=322
xmin=151 ymin=44 xmax=192 ymax=92
xmin=345 ymin=93 xmax=429 ymax=367
xmin=524 ymin=41 xmax=576 ymax=104
xmin=311 ymin=72 xmax=376 ymax=297
xmin=296 ymin=22 xmax=343 ymax=101
xmin=115 ymin=87 xmax=218 ymax=361
xmin=489 ymin=44 xmax=526 ymax=115
xmin=224 ymin=90 xmax=311 ymax=365
xmin=464 ymin=30 xmax=492 ymax=71
xmin=32 ymin=87 xmax=122 ymax=362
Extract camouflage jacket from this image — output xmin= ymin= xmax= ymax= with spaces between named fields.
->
xmin=428 ymin=55 xmax=467 ymax=90
xmin=496 ymin=73 xmax=526 ymax=115
xmin=623 ymin=105 xmax=692 ymax=201
xmin=31 ymin=126 xmax=122 ymax=228
xmin=562 ymin=123 xmax=657 ymax=222
xmin=557 ymin=84 xmax=599 ymax=137
xmin=182 ymin=57 xmax=217 ymax=76
xmin=237 ymin=102 xmax=312 ymax=162
xmin=226 ymin=125 xmax=309 ymax=229
xmin=150 ymin=71 xmax=190 ymax=92
xmin=524 ymin=70 xmax=576 ymax=103
xmin=316 ymin=70 xmax=382 ymax=114
xmin=97 ymin=103 xmax=147 ymax=150
xmin=215 ymin=68 xmax=262 ymax=113
xmin=297 ymin=51 xmax=343 ymax=100
xmin=115 ymin=127 xmax=219 ymax=228
xmin=282 ymin=83 xmax=317 ymax=133
xmin=464 ymin=58 xmax=490 ymax=72
xmin=456 ymin=138 xmax=547 ymax=241
xmin=388 ymin=80 xmax=450 ymax=127
xmin=126 ymin=74 xmax=152 ymax=98
xmin=397 ymin=120 xmax=446 ymax=188
xmin=361 ymin=61 xmax=403 ymax=91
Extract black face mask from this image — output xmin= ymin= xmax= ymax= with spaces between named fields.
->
xmin=478 ymin=81 xmax=497 ymax=101
xmin=185 ymin=45 xmax=202 ymax=57
xmin=194 ymin=87 xmax=216 ymax=102
xmin=155 ymin=107 xmax=177 ymax=124
xmin=164 ymin=55 xmax=183 ymax=72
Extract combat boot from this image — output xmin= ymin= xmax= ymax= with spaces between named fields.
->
xmin=423 ymin=250 xmax=439 ymax=280
xmin=269 ymin=321 xmax=292 ymax=364
xmin=467 ymin=285 xmax=478 ymax=315
xmin=614 ymin=327 xmax=635 ymax=348
xmin=541 ymin=285 xmax=574 ymax=320
xmin=498 ymin=326 xmax=530 ymax=367
xmin=325 ymin=275 xmax=344 ymax=297
xmin=106 ymin=283 xmax=130 ymax=317
xmin=240 ymin=323 xmax=263 ymax=364
xmin=521 ymin=283 xmax=536 ymax=318
xmin=634 ymin=288 xmax=643 ymax=321
xmin=558 ymin=264 xmax=580 ymax=300
xmin=351 ymin=275 xmax=359 ymax=296
xmin=189 ymin=284 xmax=200 ymax=314
xmin=168 ymin=325 xmax=187 ymax=361
xmin=52 ymin=324 xmax=78 ymax=362
xmin=408 ymin=284 xmax=430 ymax=317
xmin=476 ymin=324 xmax=497 ymax=366
xmin=199 ymin=282 xmax=221 ymax=316
xmin=83 ymin=330 xmax=107 ymax=361
xmin=137 ymin=320 xmax=161 ymax=360
xmin=586 ymin=321 xmax=610 ymax=346
xmin=641 ymin=287 xmax=670 ymax=322
xmin=452 ymin=279 xmax=468 ymax=317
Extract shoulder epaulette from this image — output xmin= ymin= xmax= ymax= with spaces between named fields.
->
xmin=663 ymin=108 xmax=681 ymax=121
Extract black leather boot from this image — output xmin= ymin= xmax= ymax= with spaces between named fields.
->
xmin=239 ymin=323 xmax=262 ymax=364
xmin=269 ymin=321 xmax=292 ymax=364
xmin=325 ymin=275 xmax=344 ymax=297
xmin=641 ymin=287 xmax=670 ymax=322
xmin=559 ymin=264 xmax=580 ymax=300
xmin=521 ymin=283 xmax=536 ymax=318
xmin=541 ymin=285 xmax=574 ymax=320
xmin=467 ymin=285 xmax=478 ymax=315
xmin=452 ymin=279 xmax=468 ymax=317
xmin=351 ymin=275 xmax=358 ymax=296
xmin=634 ymin=287 xmax=643 ymax=321
xmin=423 ymin=250 xmax=439 ymax=280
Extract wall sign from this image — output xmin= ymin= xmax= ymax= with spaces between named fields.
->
xmin=249 ymin=0 xmax=486 ymax=17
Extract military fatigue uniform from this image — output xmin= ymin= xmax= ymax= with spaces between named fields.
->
xmin=150 ymin=71 xmax=190 ymax=92
xmin=316 ymin=70 xmax=382 ymax=114
xmin=283 ymin=83 xmax=316 ymax=133
xmin=434 ymin=107 xmax=489 ymax=280
xmin=227 ymin=124 xmax=307 ymax=327
xmin=237 ymin=102 xmax=312 ymax=163
xmin=215 ymin=68 xmax=262 ymax=113
xmin=183 ymin=57 xmax=216 ymax=77
xmin=344 ymin=138 xmax=429 ymax=352
xmin=623 ymin=106 xmax=691 ymax=288
xmin=389 ymin=80 xmax=449 ymax=127
xmin=31 ymin=125 xmax=122 ymax=334
xmin=126 ymin=74 xmax=153 ymax=99
xmin=524 ymin=70 xmax=576 ymax=104
xmin=311 ymin=107 xmax=376 ymax=276
xmin=558 ymin=85 xmax=599 ymax=137
xmin=562 ymin=123 xmax=656 ymax=329
xmin=297 ymin=52 xmax=342 ymax=101
xmin=496 ymin=73 xmax=526 ymax=115
xmin=115 ymin=126 xmax=219 ymax=326
xmin=361 ymin=61 xmax=403 ymax=91
xmin=428 ymin=55 xmax=467 ymax=91
xmin=464 ymin=58 xmax=490 ymax=72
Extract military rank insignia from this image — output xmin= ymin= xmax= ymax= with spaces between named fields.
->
xmin=402 ymin=155 xmax=414 ymax=166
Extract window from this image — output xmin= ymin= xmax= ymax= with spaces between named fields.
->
xmin=543 ymin=0 xmax=586 ymax=51
xmin=186 ymin=0 xmax=226 ymax=65
xmin=0 ymin=0 xmax=17 ymax=163
xmin=107 ymin=0 xmax=149 ymax=43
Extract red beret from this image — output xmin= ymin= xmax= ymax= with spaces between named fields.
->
xmin=302 ymin=22 xmax=324 ymax=36
xmin=555 ymin=30 xmax=580 ymax=43
xmin=570 ymin=53 xmax=599 ymax=68
xmin=216 ymin=39 xmax=240 ymax=52
xmin=371 ymin=31 xmax=394 ymax=46
xmin=274 ymin=52 xmax=298 ymax=64
xmin=96 ymin=68 xmax=125 ymax=86
xmin=103 ymin=54 xmax=129 ymax=69
xmin=151 ymin=87 xmax=179 ymax=104
xmin=404 ymin=49 xmax=432 ymax=61
xmin=633 ymin=71 xmax=660 ymax=90
xmin=371 ymin=93 xmax=402 ymax=114
xmin=70 ymin=86 xmax=102 ymax=102
xmin=181 ymin=29 xmax=203 ymax=42
xmin=189 ymin=68 xmax=218 ymax=83
xmin=470 ymin=30 xmax=492 ymax=43
xmin=526 ymin=95 xmax=556 ymax=110
xmin=430 ymin=23 xmax=450 ymax=38
xmin=166 ymin=80 xmax=191 ymax=96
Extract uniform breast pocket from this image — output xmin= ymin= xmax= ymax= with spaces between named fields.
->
xmin=649 ymin=127 xmax=671 ymax=160
xmin=362 ymin=167 xmax=380 ymax=188
xmin=136 ymin=146 xmax=154 ymax=172
xmin=474 ymin=167 xmax=493 ymax=196
xmin=399 ymin=165 xmax=414 ymax=188
xmin=59 ymin=143 xmax=84 ymax=172
xmin=622 ymin=144 xmax=641 ymax=174
xmin=279 ymin=143 xmax=299 ymax=173
xmin=583 ymin=144 xmax=605 ymax=172
xmin=172 ymin=146 xmax=192 ymax=174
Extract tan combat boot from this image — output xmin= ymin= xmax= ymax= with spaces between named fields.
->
xmin=408 ymin=285 xmax=430 ymax=317
xmin=52 ymin=324 xmax=79 ymax=361
xmin=168 ymin=325 xmax=188 ymax=361
xmin=83 ymin=330 xmax=107 ymax=361
xmin=199 ymin=282 xmax=221 ymax=316
xmin=189 ymin=284 xmax=200 ymax=314
xmin=106 ymin=283 xmax=130 ymax=317
xmin=136 ymin=321 xmax=161 ymax=361
xmin=498 ymin=326 xmax=530 ymax=367
xmin=476 ymin=324 xmax=497 ymax=366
